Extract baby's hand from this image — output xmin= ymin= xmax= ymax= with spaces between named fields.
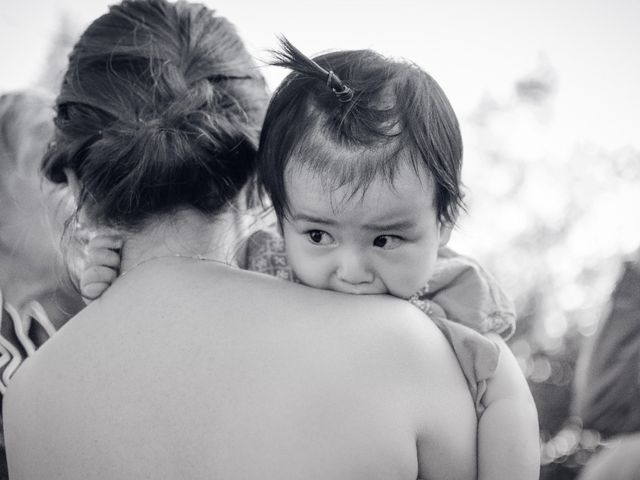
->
xmin=80 ymin=234 xmax=123 ymax=304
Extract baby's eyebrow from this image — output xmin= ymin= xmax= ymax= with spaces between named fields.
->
xmin=364 ymin=219 xmax=416 ymax=231
xmin=291 ymin=213 xmax=337 ymax=225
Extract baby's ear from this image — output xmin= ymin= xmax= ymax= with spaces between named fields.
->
xmin=438 ymin=222 xmax=453 ymax=247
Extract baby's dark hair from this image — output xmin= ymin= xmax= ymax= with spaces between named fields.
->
xmin=258 ymin=38 xmax=464 ymax=225
xmin=43 ymin=0 xmax=269 ymax=229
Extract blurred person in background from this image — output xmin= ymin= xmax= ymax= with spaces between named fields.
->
xmin=573 ymin=246 xmax=640 ymax=479
xmin=0 ymin=90 xmax=84 ymax=479
xmin=0 ymin=90 xmax=84 ymax=350
xmin=0 ymin=91 xmax=83 ymax=331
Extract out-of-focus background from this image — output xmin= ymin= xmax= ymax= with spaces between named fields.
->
xmin=1 ymin=0 xmax=639 ymax=478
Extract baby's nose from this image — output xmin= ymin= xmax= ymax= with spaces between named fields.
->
xmin=336 ymin=253 xmax=374 ymax=285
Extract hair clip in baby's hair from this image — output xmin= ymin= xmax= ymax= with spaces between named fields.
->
xmin=327 ymin=70 xmax=354 ymax=103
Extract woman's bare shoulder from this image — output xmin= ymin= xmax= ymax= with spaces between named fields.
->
xmin=233 ymin=272 xmax=468 ymax=393
xmin=3 ymin=265 xmax=477 ymax=479
xmin=189 ymin=266 xmax=464 ymax=371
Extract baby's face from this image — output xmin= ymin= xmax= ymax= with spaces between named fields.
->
xmin=281 ymin=163 xmax=451 ymax=298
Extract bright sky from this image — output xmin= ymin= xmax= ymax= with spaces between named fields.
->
xmin=1 ymin=0 xmax=639 ymax=150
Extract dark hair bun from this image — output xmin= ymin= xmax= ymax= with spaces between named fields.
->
xmin=43 ymin=0 xmax=268 ymax=229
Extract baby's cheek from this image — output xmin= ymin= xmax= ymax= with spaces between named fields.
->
xmin=284 ymin=240 xmax=329 ymax=289
xmin=290 ymin=258 xmax=330 ymax=289
xmin=384 ymin=258 xmax=431 ymax=299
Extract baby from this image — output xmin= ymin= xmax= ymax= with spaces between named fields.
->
xmin=82 ymin=39 xmax=539 ymax=479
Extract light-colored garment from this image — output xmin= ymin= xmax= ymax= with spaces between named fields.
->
xmin=245 ymin=226 xmax=516 ymax=415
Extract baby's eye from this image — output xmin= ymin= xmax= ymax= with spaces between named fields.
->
xmin=373 ymin=235 xmax=402 ymax=250
xmin=306 ymin=230 xmax=334 ymax=246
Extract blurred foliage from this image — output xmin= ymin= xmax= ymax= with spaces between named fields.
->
xmin=452 ymin=57 xmax=640 ymax=479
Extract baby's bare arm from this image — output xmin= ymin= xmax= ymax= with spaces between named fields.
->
xmin=478 ymin=334 xmax=540 ymax=480
xmin=80 ymin=234 xmax=123 ymax=303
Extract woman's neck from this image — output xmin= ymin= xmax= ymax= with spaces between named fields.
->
xmin=119 ymin=208 xmax=244 ymax=275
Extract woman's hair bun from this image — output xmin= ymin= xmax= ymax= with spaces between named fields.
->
xmin=43 ymin=0 xmax=269 ymax=229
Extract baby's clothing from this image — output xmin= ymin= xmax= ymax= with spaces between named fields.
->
xmin=245 ymin=226 xmax=516 ymax=415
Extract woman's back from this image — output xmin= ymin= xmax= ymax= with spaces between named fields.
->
xmin=5 ymin=260 xmax=477 ymax=479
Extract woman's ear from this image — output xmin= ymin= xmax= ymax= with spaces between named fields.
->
xmin=438 ymin=222 xmax=453 ymax=247
xmin=63 ymin=168 xmax=81 ymax=205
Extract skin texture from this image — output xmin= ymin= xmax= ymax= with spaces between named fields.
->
xmin=281 ymin=162 xmax=451 ymax=298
